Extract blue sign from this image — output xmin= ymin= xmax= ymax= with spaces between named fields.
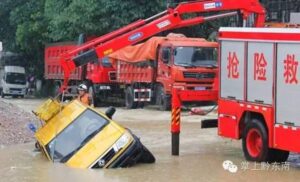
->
xmin=129 ymin=32 xmax=143 ymax=42
xmin=215 ymin=2 xmax=223 ymax=8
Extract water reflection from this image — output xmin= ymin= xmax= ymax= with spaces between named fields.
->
xmin=1 ymin=142 xmax=299 ymax=182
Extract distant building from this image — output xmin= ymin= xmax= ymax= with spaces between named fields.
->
xmin=260 ymin=0 xmax=300 ymax=23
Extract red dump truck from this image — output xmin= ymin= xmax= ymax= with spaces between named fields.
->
xmin=217 ymin=27 xmax=300 ymax=162
xmin=44 ymin=41 xmax=117 ymax=105
xmin=109 ymin=35 xmax=218 ymax=110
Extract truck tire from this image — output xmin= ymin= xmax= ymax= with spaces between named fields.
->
xmin=242 ymin=118 xmax=271 ymax=162
xmin=54 ymin=84 xmax=60 ymax=97
xmin=125 ymin=86 xmax=137 ymax=109
xmin=53 ymin=83 xmax=63 ymax=101
xmin=1 ymin=90 xmax=5 ymax=98
xmin=89 ymin=86 xmax=99 ymax=107
xmin=157 ymin=86 xmax=171 ymax=111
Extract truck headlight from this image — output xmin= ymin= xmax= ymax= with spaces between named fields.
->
xmin=113 ymin=134 xmax=130 ymax=152
xmin=173 ymin=85 xmax=185 ymax=90
xmin=99 ymin=86 xmax=111 ymax=90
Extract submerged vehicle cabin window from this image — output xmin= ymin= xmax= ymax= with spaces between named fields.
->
xmin=5 ymin=72 xmax=26 ymax=85
xmin=174 ymin=46 xmax=217 ymax=67
xmin=46 ymin=109 xmax=109 ymax=162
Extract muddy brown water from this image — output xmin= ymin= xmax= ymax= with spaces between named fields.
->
xmin=1 ymin=98 xmax=300 ymax=182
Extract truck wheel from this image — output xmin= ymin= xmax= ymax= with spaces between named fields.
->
xmin=1 ymin=90 xmax=5 ymax=98
xmin=89 ymin=86 xmax=99 ymax=107
xmin=54 ymin=84 xmax=60 ymax=96
xmin=157 ymin=86 xmax=171 ymax=111
xmin=242 ymin=119 xmax=271 ymax=162
xmin=137 ymin=102 xmax=144 ymax=108
xmin=125 ymin=86 xmax=137 ymax=109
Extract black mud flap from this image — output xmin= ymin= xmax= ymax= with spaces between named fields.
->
xmin=201 ymin=119 xmax=218 ymax=128
xmin=109 ymin=133 xmax=155 ymax=168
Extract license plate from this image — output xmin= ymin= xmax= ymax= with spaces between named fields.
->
xmin=195 ymin=86 xmax=206 ymax=91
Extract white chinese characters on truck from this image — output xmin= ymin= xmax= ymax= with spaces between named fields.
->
xmin=218 ymin=28 xmax=300 ymax=162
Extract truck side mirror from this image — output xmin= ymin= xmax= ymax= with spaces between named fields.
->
xmin=77 ymin=33 xmax=87 ymax=55
xmin=162 ymin=49 xmax=170 ymax=64
xmin=105 ymin=106 xmax=116 ymax=119
xmin=77 ymin=33 xmax=86 ymax=45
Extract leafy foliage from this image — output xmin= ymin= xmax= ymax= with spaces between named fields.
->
xmin=45 ymin=0 xmax=166 ymax=41
xmin=9 ymin=0 xmax=48 ymax=77
xmin=0 ymin=0 xmax=27 ymax=50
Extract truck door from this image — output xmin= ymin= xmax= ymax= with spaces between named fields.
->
xmin=247 ymin=42 xmax=273 ymax=105
xmin=220 ymin=41 xmax=245 ymax=101
xmin=276 ymin=43 xmax=300 ymax=127
xmin=157 ymin=47 xmax=172 ymax=83
xmin=219 ymin=40 xmax=245 ymax=138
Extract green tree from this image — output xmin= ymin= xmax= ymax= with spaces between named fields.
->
xmin=1 ymin=0 xmax=230 ymax=84
xmin=9 ymin=0 xmax=48 ymax=77
xmin=46 ymin=0 xmax=166 ymax=41
xmin=0 ymin=0 xmax=27 ymax=50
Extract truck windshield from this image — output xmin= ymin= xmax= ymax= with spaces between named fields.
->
xmin=5 ymin=72 xmax=26 ymax=85
xmin=174 ymin=47 xmax=217 ymax=68
xmin=46 ymin=109 xmax=109 ymax=162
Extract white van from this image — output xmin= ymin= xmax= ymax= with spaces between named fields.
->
xmin=0 ymin=66 xmax=27 ymax=98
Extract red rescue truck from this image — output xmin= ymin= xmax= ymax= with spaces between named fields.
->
xmin=218 ymin=27 xmax=300 ymax=162
xmin=109 ymin=35 xmax=218 ymax=110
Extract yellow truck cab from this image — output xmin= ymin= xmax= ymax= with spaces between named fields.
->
xmin=34 ymin=99 xmax=155 ymax=169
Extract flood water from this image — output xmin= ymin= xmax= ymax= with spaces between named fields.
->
xmin=1 ymin=136 xmax=300 ymax=182
xmin=1 ymin=98 xmax=300 ymax=181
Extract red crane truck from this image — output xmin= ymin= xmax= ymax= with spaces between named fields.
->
xmin=217 ymin=27 xmax=300 ymax=162
xmin=57 ymin=0 xmax=265 ymax=108
xmin=109 ymin=35 xmax=218 ymax=110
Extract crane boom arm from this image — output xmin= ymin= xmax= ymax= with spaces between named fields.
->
xmin=60 ymin=0 xmax=265 ymax=91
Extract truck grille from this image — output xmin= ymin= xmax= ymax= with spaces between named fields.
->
xmin=92 ymin=148 xmax=116 ymax=168
xmin=9 ymin=88 xmax=22 ymax=92
xmin=183 ymin=72 xmax=216 ymax=79
xmin=109 ymin=71 xmax=117 ymax=81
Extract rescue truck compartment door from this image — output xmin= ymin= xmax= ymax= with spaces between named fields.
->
xmin=247 ymin=42 xmax=273 ymax=105
xmin=276 ymin=43 xmax=300 ymax=127
xmin=220 ymin=41 xmax=245 ymax=100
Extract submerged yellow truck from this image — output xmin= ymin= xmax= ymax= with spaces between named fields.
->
xmin=33 ymin=99 xmax=155 ymax=169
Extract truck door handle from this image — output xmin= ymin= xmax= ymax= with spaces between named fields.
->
xmin=227 ymin=96 xmax=236 ymax=99
xmin=254 ymin=100 xmax=264 ymax=104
